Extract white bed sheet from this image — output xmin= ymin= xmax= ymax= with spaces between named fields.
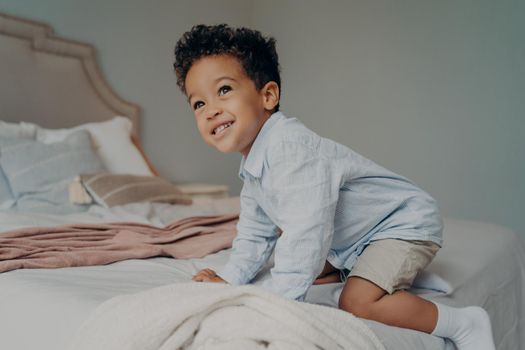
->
xmin=0 ymin=199 xmax=523 ymax=350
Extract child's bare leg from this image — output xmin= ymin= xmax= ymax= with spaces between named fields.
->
xmin=339 ymin=276 xmax=495 ymax=350
xmin=313 ymin=271 xmax=341 ymax=284
xmin=313 ymin=260 xmax=341 ymax=285
xmin=338 ymin=276 xmax=437 ymax=332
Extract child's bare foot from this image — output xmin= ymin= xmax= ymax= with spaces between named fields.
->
xmin=192 ymin=268 xmax=226 ymax=283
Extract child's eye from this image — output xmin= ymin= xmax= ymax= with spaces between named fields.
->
xmin=218 ymin=85 xmax=232 ymax=96
xmin=193 ymin=101 xmax=204 ymax=110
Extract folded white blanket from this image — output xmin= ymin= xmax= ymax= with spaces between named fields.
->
xmin=69 ymin=282 xmax=385 ymax=350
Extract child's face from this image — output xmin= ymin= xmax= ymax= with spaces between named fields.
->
xmin=185 ymin=54 xmax=278 ymax=156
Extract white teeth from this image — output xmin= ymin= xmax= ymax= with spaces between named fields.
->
xmin=213 ymin=122 xmax=232 ymax=135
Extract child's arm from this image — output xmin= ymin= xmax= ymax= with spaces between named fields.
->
xmin=261 ymin=142 xmax=341 ymax=301
xmin=213 ymin=186 xmax=280 ymax=285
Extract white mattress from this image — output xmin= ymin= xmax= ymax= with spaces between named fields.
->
xmin=0 ymin=198 xmax=524 ymax=350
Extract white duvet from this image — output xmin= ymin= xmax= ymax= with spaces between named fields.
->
xmin=1 ymin=198 xmax=524 ymax=350
xmin=68 ymin=282 xmax=385 ymax=350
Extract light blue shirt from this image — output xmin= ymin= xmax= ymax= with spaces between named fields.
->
xmin=217 ymin=112 xmax=443 ymax=301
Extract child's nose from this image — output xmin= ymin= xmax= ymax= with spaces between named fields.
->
xmin=206 ymin=105 xmax=222 ymax=120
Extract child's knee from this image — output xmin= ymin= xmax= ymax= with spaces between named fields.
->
xmin=338 ymin=276 xmax=386 ymax=318
xmin=338 ymin=295 xmax=375 ymax=319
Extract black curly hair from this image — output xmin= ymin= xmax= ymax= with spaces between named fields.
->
xmin=174 ymin=24 xmax=281 ymax=111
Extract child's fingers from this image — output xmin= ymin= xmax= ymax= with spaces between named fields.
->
xmin=211 ymin=276 xmax=226 ymax=283
xmin=202 ymin=275 xmax=225 ymax=283
xmin=192 ymin=274 xmax=203 ymax=281
xmin=194 ymin=275 xmax=214 ymax=282
xmin=199 ymin=269 xmax=217 ymax=278
xmin=191 ymin=271 xmax=206 ymax=281
xmin=202 ymin=268 xmax=217 ymax=276
xmin=192 ymin=268 xmax=217 ymax=281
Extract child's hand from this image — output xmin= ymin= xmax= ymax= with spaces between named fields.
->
xmin=192 ymin=268 xmax=227 ymax=283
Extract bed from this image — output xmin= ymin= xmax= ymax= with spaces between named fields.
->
xmin=1 ymin=11 xmax=524 ymax=350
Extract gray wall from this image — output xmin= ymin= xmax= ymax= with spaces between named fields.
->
xmin=251 ymin=0 xmax=524 ymax=238
xmin=1 ymin=1 xmax=523 ymax=238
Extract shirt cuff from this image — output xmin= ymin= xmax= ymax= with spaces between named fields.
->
xmin=261 ymin=278 xmax=309 ymax=302
xmin=216 ymin=263 xmax=251 ymax=286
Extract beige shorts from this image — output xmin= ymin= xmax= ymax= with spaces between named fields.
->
xmin=343 ymin=239 xmax=440 ymax=294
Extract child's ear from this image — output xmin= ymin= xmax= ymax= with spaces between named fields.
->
xmin=261 ymin=81 xmax=280 ymax=111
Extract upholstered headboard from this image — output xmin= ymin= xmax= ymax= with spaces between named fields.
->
xmin=0 ymin=11 xmax=141 ymax=137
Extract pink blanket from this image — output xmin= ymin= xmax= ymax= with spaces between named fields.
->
xmin=0 ymin=214 xmax=238 ymax=273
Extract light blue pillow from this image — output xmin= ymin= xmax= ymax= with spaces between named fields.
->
xmin=0 ymin=167 xmax=15 ymax=209
xmin=0 ymin=130 xmax=106 ymax=213
xmin=0 ymin=120 xmax=37 ymax=209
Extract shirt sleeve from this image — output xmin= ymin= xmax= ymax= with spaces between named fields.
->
xmin=261 ymin=141 xmax=341 ymax=301
xmin=216 ymin=184 xmax=279 ymax=285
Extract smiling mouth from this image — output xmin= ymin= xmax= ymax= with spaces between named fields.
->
xmin=212 ymin=121 xmax=234 ymax=135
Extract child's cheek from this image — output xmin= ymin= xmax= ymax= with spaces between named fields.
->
xmin=196 ymin=122 xmax=208 ymax=140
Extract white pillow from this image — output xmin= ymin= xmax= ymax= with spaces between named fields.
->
xmin=0 ymin=120 xmax=38 ymax=139
xmin=36 ymin=117 xmax=153 ymax=176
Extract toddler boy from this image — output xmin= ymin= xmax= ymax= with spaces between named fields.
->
xmin=174 ymin=24 xmax=494 ymax=350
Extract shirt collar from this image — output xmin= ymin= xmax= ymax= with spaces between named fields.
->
xmin=239 ymin=111 xmax=285 ymax=179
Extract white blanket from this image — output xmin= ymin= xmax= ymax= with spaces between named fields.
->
xmin=68 ymin=282 xmax=385 ymax=350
